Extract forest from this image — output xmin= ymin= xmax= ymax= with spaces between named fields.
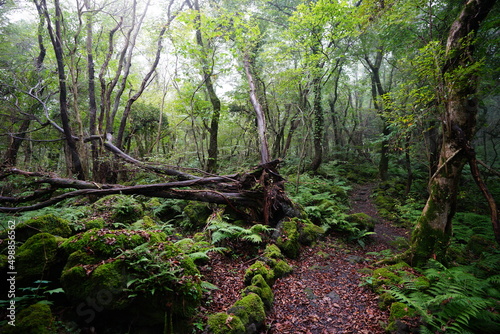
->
xmin=0 ymin=0 xmax=499 ymax=333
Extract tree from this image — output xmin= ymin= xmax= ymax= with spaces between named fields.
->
xmin=409 ymin=0 xmax=498 ymax=266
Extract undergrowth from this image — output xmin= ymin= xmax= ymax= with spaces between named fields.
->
xmin=387 ymin=259 xmax=500 ymax=333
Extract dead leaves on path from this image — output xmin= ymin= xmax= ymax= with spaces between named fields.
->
xmin=266 ymin=240 xmax=389 ymax=334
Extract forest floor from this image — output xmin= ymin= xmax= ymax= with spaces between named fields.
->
xmin=200 ymin=183 xmax=411 ymax=333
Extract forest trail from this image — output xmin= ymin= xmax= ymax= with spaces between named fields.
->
xmin=201 ymin=183 xmax=411 ymax=333
xmin=263 ymin=183 xmax=410 ymax=333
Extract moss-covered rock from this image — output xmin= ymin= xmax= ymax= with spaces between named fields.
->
xmin=1 ymin=303 xmax=55 ymax=334
xmin=242 ymin=274 xmax=274 ymax=310
xmin=369 ymin=262 xmax=410 ymax=293
xmin=263 ymin=244 xmax=284 ymax=260
xmin=207 ymin=313 xmax=246 ymax=334
xmin=5 ymin=214 xmax=72 ymax=241
xmin=83 ymin=218 xmax=105 ymax=230
xmin=227 ymin=293 xmax=266 ymax=333
xmin=182 ymin=201 xmax=212 ymax=230
xmin=271 ymin=259 xmax=293 ymax=278
xmin=298 ymin=221 xmax=324 ymax=246
xmin=244 ymin=261 xmax=274 ymax=286
xmin=60 ymin=228 xmax=166 ymax=258
xmin=378 ymin=292 xmax=396 ymax=310
xmin=389 ymin=302 xmax=416 ymax=320
xmin=16 ymin=233 xmax=61 ymax=283
xmin=93 ymin=195 xmax=144 ymax=224
xmin=346 ymin=213 xmax=376 ymax=232
xmin=276 ymin=219 xmax=300 ymax=259
xmin=61 ymin=258 xmax=129 ymax=310
xmin=131 ymin=215 xmax=156 ymax=230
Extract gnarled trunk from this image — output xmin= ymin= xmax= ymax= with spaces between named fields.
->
xmin=409 ymin=0 xmax=498 ymax=266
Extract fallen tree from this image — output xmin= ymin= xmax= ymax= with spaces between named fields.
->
xmin=0 ymin=151 xmax=299 ymax=225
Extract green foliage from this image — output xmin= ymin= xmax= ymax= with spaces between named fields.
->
xmin=0 ymin=280 xmax=63 ymax=314
xmin=93 ymin=195 xmax=144 ymax=225
xmin=123 ymin=242 xmax=203 ymax=317
xmin=207 ymin=219 xmax=274 ymax=246
xmin=387 ymin=260 xmax=500 ymax=333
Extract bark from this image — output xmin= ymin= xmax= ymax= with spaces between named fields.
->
xmin=0 ymin=159 xmax=298 ymax=226
xmin=42 ymin=0 xmax=85 ymax=180
xmin=409 ymin=0 xmax=498 ymax=266
xmin=365 ymin=50 xmax=390 ymax=181
xmin=85 ymin=0 xmax=99 ymax=180
xmin=3 ymin=119 xmax=31 ymax=166
xmin=190 ymin=0 xmax=221 ymax=173
xmin=243 ymin=53 xmax=270 ymax=164
xmin=310 ymin=75 xmax=324 ymax=172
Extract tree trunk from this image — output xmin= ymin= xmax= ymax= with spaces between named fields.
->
xmin=191 ymin=0 xmax=221 ymax=173
xmin=84 ymin=0 xmax=99 ymax=181
xmin=310 ymin=75 xmax=324 ymax=172
xmin=365 ymin=50 xmax=390 ymax=181
xmin=409 ymin=0 xmax=498 ymax=266
xmin=243 ymin=53 xmax=270 ymax=164
xmin=42 ymin=0 xmax=85 ymax=180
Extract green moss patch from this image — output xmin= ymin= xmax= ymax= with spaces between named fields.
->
xmin=6 ymin=214 xmax=72 ymax=241
xmin=60 ymin=228 xmax=166 ymax=258
xmin=244 ymin=261 xmax=274 ymax=286
xmin=276 ymin=219 xmax=300 ymax=259
xmin=242 ymin=274 xmax=274 ymax=310
xmin=17 ymin=233 xmax=61 ymax=282
xmin=227 ymin=293 xmax=266 ymax=332
xmin=207 ymin=313 xmax=245 ymax=334
xmin=1 ymin=303 xmax=55 ymax=334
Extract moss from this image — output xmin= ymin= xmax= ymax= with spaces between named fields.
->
xmin=346 ymin=213 xmax=376 ymax=232
xmin=182 ymin=201 xmax=212 ymax=230
xmin=242 ymin=274 xmax=274 ymax=309
xmin=389 ymin=302 xmax=416 ymax=320
xmin=263 ymin=244 xmax=284 ymax=260
xmin=1 ymin=303 xmax=54 ymax=334
xmin=298 ymin=221 xmax=324 ymax=246
xmin=84 ymin=218 xmax=105 ymax=230
xmin=131 ymin=215 xmax=156 ymax=229
xmin=60 ymin=228 xmax=166 ymax=258
xmin=272 ymin=259 xmax=293 ymax=278
xmin=61 ymin=259 xmax=129 ymax=310
xmin=63 ymin=250 xmax=98 ymax=271
xmin=207 ymin=313 xmax=245 ymax=334
xmin=93 ymin=195 xmax=144 ymax=224
xmin=244 ymin=261 xmax=274 ymax=286
xmin=410 ymin=209 xmax=451 ymax=266
xmin=369 ymin=263 xmax=410 ymax=293
xmin=16 ymin=233 xmax=60 ymax=282
xmin=10 ymin=214 xmax=72 ymax=241
xmin=276 ymin=219 xmax=300 ymax=259
xmin=227 ymin=293 xmax=266 ymax=331
xmin=378 ymin=292 xmax=396 ymax=310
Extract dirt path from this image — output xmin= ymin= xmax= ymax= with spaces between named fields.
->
xmin=263 ymin=183 xmax=410 ymax=333
xmin=201 ymin=183 xmax=410 ymax=333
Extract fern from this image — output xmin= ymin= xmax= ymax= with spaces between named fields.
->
xmin=387 ymin=261 xmax=500 ymax=333
xmin=206 ymin=221 xmax=274 ymax=245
